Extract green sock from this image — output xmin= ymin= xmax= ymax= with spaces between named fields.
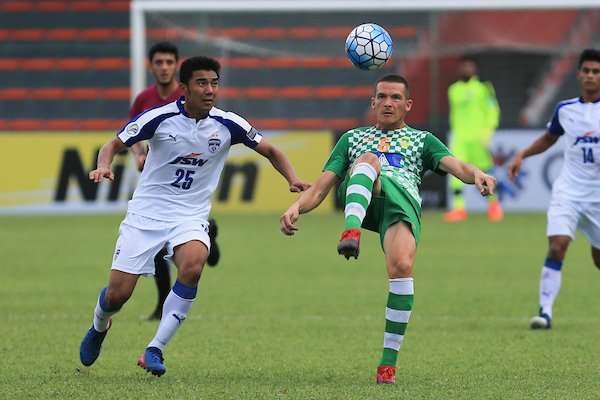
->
xmin=344 ymin=162 xmax=376 ymax=230
xmin=380 ymin=278 xmax=414 ymax=366
xmin=450 ymin=176 xmax=465 ymax=209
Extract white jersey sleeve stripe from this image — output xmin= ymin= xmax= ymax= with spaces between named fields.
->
xmin=209 ymin=108 xmax=262 ymax=148
xmin=213 ymin=108 xmax=252 ymax=132
xmin=118 ymin=103 xmax=181 ymax=147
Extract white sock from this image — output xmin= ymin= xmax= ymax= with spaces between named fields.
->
xmin=539 ymin=265 xmax=562 ymax=318
xmin=93 ymin=287 xmax=119 ymax=332
xmin=148 ymin=280 xmax=196 ymax=351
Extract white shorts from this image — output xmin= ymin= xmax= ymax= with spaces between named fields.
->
xmin=547 ymin=197 xmax=600 ymax=248
xmin=111 ymin=213 xmax=211 ymax=276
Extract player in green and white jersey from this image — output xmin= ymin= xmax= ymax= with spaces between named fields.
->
xmin=280 ymin=75 xmax=497 ymax=385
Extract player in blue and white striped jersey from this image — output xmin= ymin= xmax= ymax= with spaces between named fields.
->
xmin=79 ymin=56 xmax=310 ymax=376
xmin=508 ymin=49 xmax=600 ymax=330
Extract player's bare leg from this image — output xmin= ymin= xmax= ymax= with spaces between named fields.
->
xmin=206 ymin=218 xmax=221 ymax=267
xmin=80 ymin=271 xmax=139 ymax=366
xmin=149 ymin=248 xmax=171 ymax=320
xmin=377 ymin=221 xmax=416 ymax=384
xmin=138 ymin=240 xmax=207 ymax=377
xmin=338 ymin=152 xmax=381 ymax=259
xmin=591 ymin=246 xmax=600 ymax=270
xmin=104 ymin=270 xmax=140 ymax=309
xmin=530 ymin=235 xmax=570 ymax=330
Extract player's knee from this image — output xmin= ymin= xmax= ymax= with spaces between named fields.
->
xmin=355 ymin=152 xmax=381 ymax=173
xmin=178 ymin=260 xmax=204 ymax=284
xmin=388 ymin=258 xmax=413 ymax=279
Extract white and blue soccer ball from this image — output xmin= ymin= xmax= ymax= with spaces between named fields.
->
xmin=345 ymin=23 xmax=393 ymax=70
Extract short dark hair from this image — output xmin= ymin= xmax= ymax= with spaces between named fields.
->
xmin=459 ymin=55 xmax=478 ymax=65
xmin=376 ymin=74 xmax=410 ymax=97
xmin=179 ymin=56 xmax=221 ymax=84
xmin=148 ymin=41 xmax=179 ymax=62
xmin=578 ymin=49 xmax=600 ymax=68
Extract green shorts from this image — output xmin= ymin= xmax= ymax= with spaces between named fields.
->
xmin=338 ymin=174 xmax=421 ymax=247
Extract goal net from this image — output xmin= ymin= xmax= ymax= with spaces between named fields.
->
xmin=130 ymin=0 xmax=600 ymax=130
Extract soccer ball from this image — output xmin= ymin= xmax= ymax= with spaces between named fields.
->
xmin=345 ymin=23 xmax=393 ymax=70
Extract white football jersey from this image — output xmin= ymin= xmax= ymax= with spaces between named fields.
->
xmin=547 ymin=96 xmax=600 ymax=201
xmin=117 ymin=97 xmax=262 ymax=221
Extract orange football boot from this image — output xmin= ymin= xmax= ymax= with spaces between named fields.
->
xmin=488 ymin=200 xmax=503 ymax=222
xmin=443 ymin=208 xmax=468 ymax=222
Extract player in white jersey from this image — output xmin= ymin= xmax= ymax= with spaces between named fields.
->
xmin=508 ymin=49 xmax=600 ymax=330
xmin=79 ymin=56 xmax=310 ymax=376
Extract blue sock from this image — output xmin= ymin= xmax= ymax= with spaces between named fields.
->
xmin=93 ymin=287 xmax=120 ymax=332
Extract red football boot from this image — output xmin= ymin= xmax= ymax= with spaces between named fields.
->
xmin=376 ymin=365 xmax=396 ymax=384
xmin=337 ymin=228 xmax=361 ymax=259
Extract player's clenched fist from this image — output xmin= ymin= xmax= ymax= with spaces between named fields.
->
xmin=89 ymin=167 xmax=114 ymax=183
xmin=289 ymin=180 xmax=311 ymax=193
xmin=280 ymin=204 xmax=300 ymax=235
xmin=507 ymin=155 xmax=523 ymax=181
xmin=474 ymin=170 xmax=496 ymax=196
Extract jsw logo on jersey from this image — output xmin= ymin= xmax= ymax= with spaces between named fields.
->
xmin=169 ymin=152 xmax=208 ymax=166
xmin=573 ymin=132 xmax=600 ymax=145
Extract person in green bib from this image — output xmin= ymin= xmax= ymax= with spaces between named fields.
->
xmin=280 ymin=74 xmax=496 ymax=385
xmin=445 ymin=55 xmax=502 ymax=222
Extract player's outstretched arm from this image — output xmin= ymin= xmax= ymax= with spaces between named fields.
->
xmin=280 ymin=171 xmax=339 ymax=235
xmin=507 ymin=131 xmax=559 ymax=180
xmin=439 ymin=156 xmax=496 ymax=197
xmin=253 ymin=139 xmax=310 ymax=192
xmin=89 ymin=137 xmax=127 ymax=183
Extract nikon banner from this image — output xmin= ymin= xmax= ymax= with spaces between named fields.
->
xmin=0 ymin=131 xmax=333 ymax=214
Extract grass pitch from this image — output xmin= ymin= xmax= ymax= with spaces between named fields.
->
xmin=1 ymin=212 xmax=599 ymax=399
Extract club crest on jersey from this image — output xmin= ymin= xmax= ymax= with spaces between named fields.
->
xmin=208 ymin=135 xmax=221 ymax=153
xmin=399 ymin=137 xmax=411 ymax=149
